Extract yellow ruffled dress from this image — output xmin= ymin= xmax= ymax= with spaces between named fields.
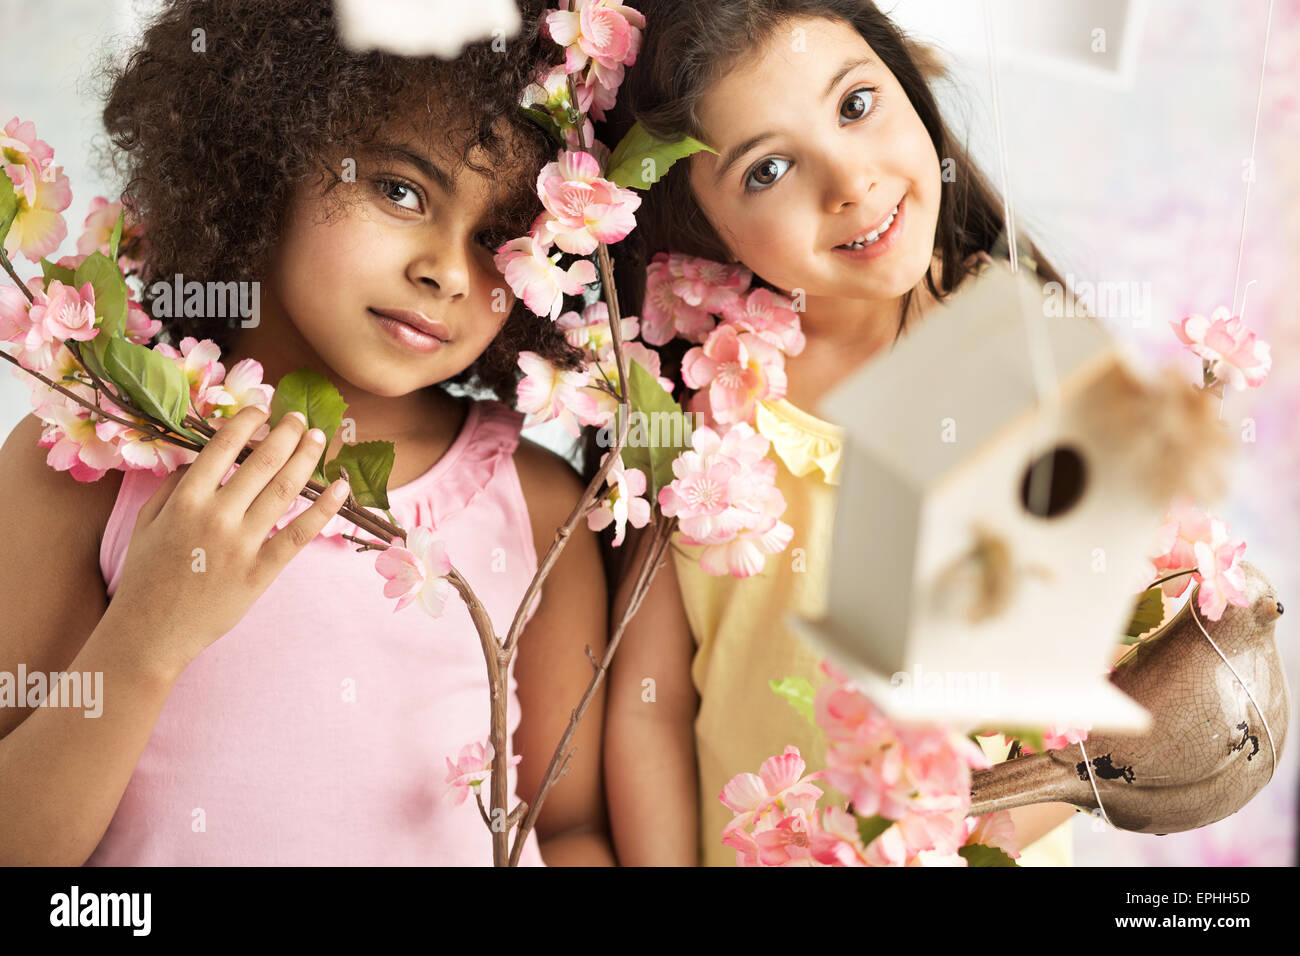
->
xmin=672 ymin=396 xmax=1073 ymax=867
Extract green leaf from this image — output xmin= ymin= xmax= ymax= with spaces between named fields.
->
xmin=856 ymin=815 xmax=893 ymax=848
xmin=620 ymin=360 xmax=691 ymax=498
xmin=101 ymin=336 xmax=192 ymax=434
xmin=40 ymin=258 xmax=77 ymax=287
xmin=74 ymin=251 xmax=129 ymax=344
xmin=605 ymin=121 xmax=716 ymax=190
xmin=324 ymin=441 xmax=395 ymax=510
xmin=1003 ymin=728 xmax=1046 ymax=755
xmin=0 ymin=175 xmax=17 ymax=245
xmin=269 ymin=367 xmax=348 ymax=477
xmin=959 ymin=843 xmax=1020 ymax=867
xmin=519 ymin=105 xmax=565 ymax=145
xmin=108 ymin=208 xmax=125 ymax=262
xmin=769 ymin=676 xmax=818 ymax=727
xmin=1122 ymin=586 xmax=1164 ymax=643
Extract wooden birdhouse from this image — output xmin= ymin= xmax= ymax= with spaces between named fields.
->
xmin=788 ymin=259 xmax=1227 ymax=733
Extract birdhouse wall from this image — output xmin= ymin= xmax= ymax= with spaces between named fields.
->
xmin=821 ymin=262 xmax=1116 ymax=493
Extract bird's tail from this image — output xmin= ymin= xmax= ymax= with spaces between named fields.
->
xmin=969 ymin=752 xmax=1081 ymax=815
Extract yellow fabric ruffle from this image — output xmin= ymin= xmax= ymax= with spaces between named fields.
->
xmin=754 ymin=398 xmax=844 ymax=485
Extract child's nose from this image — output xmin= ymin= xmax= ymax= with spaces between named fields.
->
xmin=407 ymin=246 xmax=470 ymax=301
xmin=821 ymin=152 xmax=880 ymax=215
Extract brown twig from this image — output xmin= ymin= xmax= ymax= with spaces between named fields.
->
xmin=507 ymin=513 xmax=677 ymax=866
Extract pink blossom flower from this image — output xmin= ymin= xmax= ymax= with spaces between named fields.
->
xmin=203 ymin=357 xmax=275 ymax=420
xmin=658 ymin=423 xmax=794 ymax=577
xmin=1042 ymin=725 xmax=1090 ymax=751
xmin=123 ymin=297 xmax=161 ymax=345
xmin=861 ymin=797 xmax=972 ymax=863
xmin=444 ymin=740 xmax=521 ymax=806
xmin=1171 ymin=307 xmax=1271 ymax=390
xmin=640 ymin=252 xmax=716 ymax=346
xmin=515 ymin=350 xmax=606 ymax=436
xmin=75 ymin=196 xmax=144 ymax=274
xmin=153 ymin=336 xmax=227 ymax=416
xmin=572 ymin=69 xmax=618 ymax=122
xmin=671 ymin=255 xmax=752 ymax=313
xmin=719 ymin=745 xmax=826 ymax=866
xmin=374 ymin=526 xmax=456 ymax=616
xmin=750 ymin=807 xmax=823 ymax=866
xmin=545 ymin=0 xmax=646 ymax=80
xmin=1147 ymin=499 xmax=1250 ymax=621
xmin=809 ymin=806 xmax=872 ymax=866
xmin=28 ymin=279 xmax=98 ymax=343
xmin=1 ymin=117 xmax=54 ymax=206
xmin=721 ymin=288 xmax=806 ymax=355
xmin=1 ymin=118 xmax=71 ymax=263
xmin=681 ymin=324 xmax=787 ymax=425
xmin=587 ymin=451 xmax=652 ymax=546
xmin=537 ymin=149 xmax=641 ymax=255
xmin=814 ymin=660 xmax=989 ymax=822
xmin=964 ymin=811 xmax=1020 ymax=859
xmin=94 ymin=396 xmax=196 ymax=476
xmin=1148 ymin=495 xmax=1217 ymax=597
xmin=719 ymin=745 xmax=824 ymax=825
xmin=35 ymin=391 xmax=126 ymax=481
xmin=494 ymin=229 xmax=597 ymax=320
xmin=0 ymin=279 xmax=52 ymax=371
xmin=1194 ymin=528 xmax=1248 ymax=621
xmin=555 ymin=301 xmax=639 ymax=360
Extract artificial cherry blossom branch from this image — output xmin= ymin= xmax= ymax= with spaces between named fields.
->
xmin=507 ymin=510 xmax=677 ymax=865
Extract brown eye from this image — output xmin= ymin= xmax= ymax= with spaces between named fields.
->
xmin=745 ymin=157 xmax=791 ymax=191
xmin=841 ymin=88 xmax=874 ymax=122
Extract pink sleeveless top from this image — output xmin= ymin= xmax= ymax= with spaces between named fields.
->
xmin=87 ymin=398 xmax=546 ymax=866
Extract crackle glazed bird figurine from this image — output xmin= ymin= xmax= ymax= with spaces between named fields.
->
xmin=969 ymin=561 xmax=1288 ymax=834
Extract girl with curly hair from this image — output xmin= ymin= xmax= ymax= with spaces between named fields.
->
xmin=0 ymin=0 xmax=613 ymax=865
xmin=590 ymin=0 xmax=1080 ymax=866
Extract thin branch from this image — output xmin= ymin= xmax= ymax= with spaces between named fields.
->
xmin=508 ymin=514 xmax=677 ymax=866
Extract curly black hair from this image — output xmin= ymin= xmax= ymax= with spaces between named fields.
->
xmin=90 ymin=0 xmax=587 ymax=406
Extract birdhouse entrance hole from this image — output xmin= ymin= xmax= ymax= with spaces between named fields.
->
xmin=1019 ymin=445 xmax=1087 ymax=518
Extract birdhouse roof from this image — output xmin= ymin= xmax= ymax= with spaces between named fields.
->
xmin=818 ymin=262 xmax=1120 ymax=491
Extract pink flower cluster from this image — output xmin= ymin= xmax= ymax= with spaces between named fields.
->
xmin=717 ymin=662 xmax=1020 ymax=866
xmin=1 ymin=117 xmax=72 ymax=262
xmin=544 ymin=0 xmax=646 ymax=122
xmin=23 ymin=335 xmax=274 ymax=482
xmin=718 ymin=736 xmax=1018 ymax=866
xmin=1148 ymin=495 xmax=1249 ymax=621
xmin=644 ymin=253 xmax=805 ymax=427
xmin=1171 ymin=307 xmax=1271 ymax=391
xmin=657 ymin=423 xmax=793 ymax=577
xmin=494 ymin=151 xmax=639 ymax=319
xmin=515 ymin=302 xmax=671 ymax=436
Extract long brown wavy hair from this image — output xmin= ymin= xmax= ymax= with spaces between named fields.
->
xmin=91 ymin=0 xmax=586 ymax=406
xmin=580 ymin=0 xmax=1070 ymax=588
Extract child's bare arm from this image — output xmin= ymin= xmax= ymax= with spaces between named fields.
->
xmin=513 ymin=441 xmax=615 ymax=865
xmin=0 ymin=416 xmax=179 ymax=864
xmin=604 ymin=526 xmax=700 ymax=866
xmin=0 ymin=408 xmax=346 ymax=864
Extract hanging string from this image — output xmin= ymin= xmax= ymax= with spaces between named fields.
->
xmin=1076 ymin=737 xmax=1114 ymax=828
xmin=979 ymin=0 xmax=1060 ymax=521
xmin=1217 ymin=0 xmax=1275 ymax=422
xmin=1189 ymin=595 xmax=1278 ymax=782
xmin=1230 ymin=0 xmax=1275 ymax=317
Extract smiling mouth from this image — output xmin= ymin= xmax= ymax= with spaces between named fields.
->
xmin=835 ymin=200 xmax=902 ymax=250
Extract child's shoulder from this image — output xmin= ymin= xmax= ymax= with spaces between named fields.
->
xmin=0 ymin=413 xmax=124 ymax=548
xmin=511 ymin=430 xmax=589 ymax=559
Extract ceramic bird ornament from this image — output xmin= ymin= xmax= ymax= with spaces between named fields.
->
xmin=969 ymin=561 xmax=1289 ymax=833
